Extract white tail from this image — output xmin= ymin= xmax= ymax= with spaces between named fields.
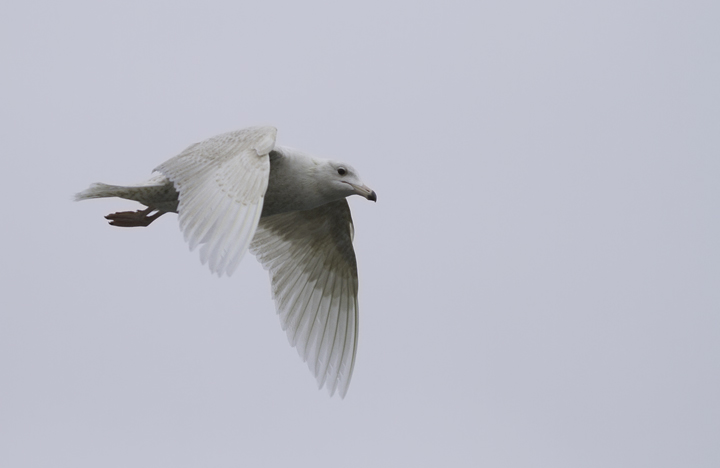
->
xmin=74 ymin=183 xmax=130 ymax=201
xmin=75 ymin=175 xmax=179 ymax=214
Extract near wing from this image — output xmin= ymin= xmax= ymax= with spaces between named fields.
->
xmin=250 ymin=200 xmax=359 ymax=398
xmin=155 ymin=126 xmax=276 ymax=276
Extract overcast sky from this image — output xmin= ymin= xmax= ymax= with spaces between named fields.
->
xmin=1 ymin=1 xmax=719 ymax=467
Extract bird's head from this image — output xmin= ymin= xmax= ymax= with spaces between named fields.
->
xmin=323 ymin=160 xmax=377 ymax=202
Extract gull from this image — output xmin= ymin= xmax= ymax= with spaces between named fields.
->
xmin=76 ymin=126 xmax=376 ymax=397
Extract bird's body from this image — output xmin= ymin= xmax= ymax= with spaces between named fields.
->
xmin=76 ymin=126 xmax=376 ymax=397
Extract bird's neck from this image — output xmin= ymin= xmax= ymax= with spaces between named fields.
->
xmin=261 ymin=148 xmax=328 ymax=217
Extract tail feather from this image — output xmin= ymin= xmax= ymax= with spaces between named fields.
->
xmin=75 ymin=183 xmax=130 ymax=201
xmin=75 ymin=175 xmax=179 ymax=213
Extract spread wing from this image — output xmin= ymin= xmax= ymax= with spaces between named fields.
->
xmin=250 ymin=200 xmax=359 ymax=398
xmin=155 ymin=126 xmax=276 ymax=276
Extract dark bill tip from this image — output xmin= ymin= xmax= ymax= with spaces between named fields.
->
xmin=368 ymin=190 xmax=377 ymax=202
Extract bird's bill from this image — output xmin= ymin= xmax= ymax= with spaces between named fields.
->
xmin=348 ymin=182 xmax=377 ymax=202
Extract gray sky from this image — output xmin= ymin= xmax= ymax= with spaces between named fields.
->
xmin=1 ymin=1 xmax=719 ymax=467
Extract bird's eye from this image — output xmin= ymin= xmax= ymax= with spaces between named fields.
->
xmin=337 ymin=168 xmax=347 ymax=176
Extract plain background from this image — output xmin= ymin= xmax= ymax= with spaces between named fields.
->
xmin=1 ymin=1 xmax=718 ymax=467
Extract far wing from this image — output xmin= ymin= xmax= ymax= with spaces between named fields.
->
xmin=156 ymin=126 xmax=276 ymax=276
xmin=250 ymin=200 xmax=359 ymax=398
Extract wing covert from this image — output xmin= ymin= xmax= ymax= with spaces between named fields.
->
xmin=156 ymin=126 xmax=276 ymax=276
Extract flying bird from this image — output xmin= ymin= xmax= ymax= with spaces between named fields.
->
xmin=75 ymin=126 xmax=376 ymax=397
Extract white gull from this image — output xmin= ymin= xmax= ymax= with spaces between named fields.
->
xmin=76 ymin=126 xmax=376 ymax=397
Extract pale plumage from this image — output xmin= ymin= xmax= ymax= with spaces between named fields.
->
xmin=76 ymin=126 xmax=376 ymax=397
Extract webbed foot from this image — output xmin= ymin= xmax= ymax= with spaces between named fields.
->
xmin=105 ymin=207 xmax=165 ymax=227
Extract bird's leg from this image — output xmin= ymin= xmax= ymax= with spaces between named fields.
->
xmin=105 ymin=207 xmax=165 ymax=227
